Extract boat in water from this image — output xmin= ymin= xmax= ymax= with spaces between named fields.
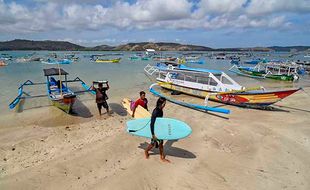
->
xmin=145 ymin=64 xmax=300 ymax=109
xmin=9 ymin=68 xmax=95 ymax=113
xmin=244 ymin=60 xmax=261 ymax=64
xmin=153 ymin=56 xmax=177 ymax=62
xmin=129 ymin=53 xmax=151 ymax=61
xmin=229 ymin=62 xmax=300 ymax=81
xmin=64 ymin=53 xmax=79 ymax=61
xmin=16 ymin=56 xmax=42 ymax=63
xmin=44 ymin=68 xmax=77 ymax=113
xmin=95 ymin=58 xmax=121 ymax=63
xmin=0 ymin=53 xmax=13 ymax=61
xmin=42 ymin=58 xmax=72 ymax=64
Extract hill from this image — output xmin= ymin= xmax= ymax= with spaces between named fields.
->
xmin=0 ymin=39 xmax=84 ymax=51
xmin=0 ymin=39 xmax=309 ymax=52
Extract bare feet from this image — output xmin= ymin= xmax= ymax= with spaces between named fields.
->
xmin=145 ymin=150 xmax=150 ymax=159
xmin=160 ymin=157 xmax=171 ymax=163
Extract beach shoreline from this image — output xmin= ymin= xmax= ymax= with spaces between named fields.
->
xmin=0 ymin=86 xmax=309 ymax=190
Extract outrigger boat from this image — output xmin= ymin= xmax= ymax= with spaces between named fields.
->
xmin=64 ymin=53 xmax=79 ymax=61
xmin=229 ymin=62 xmax=300 ymax=81
xmin=179 ymin=57 xmax=205 ymax=64
xmin=9 ymin=68 xmax=95 ymax=113
xmin=149 ymin=84 xmax=230 ymax=114
xmin=42 ymin=58 xmax=72 ymax=65
xmin=0 ymin=53 xmax=13 ymax=61
xmin=95 ymin=58 xmax=121 ymax=63
xmin=144 ymin=64 xmax=300 ymax=109
xmin=153 ymin=56 xmax=177 ymax=62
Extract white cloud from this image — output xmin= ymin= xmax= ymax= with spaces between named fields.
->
xmin=246 ymin=0 xmax=310 ymax=15
xmin=195 ymin=0 xmax=247 ymax=17
xmin=0 ymin=0 xmax=306 ymax=35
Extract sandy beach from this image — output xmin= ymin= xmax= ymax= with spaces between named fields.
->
xmin=1 ymin=0 xmax=309 ymax=188
xmin=0 ymin=86 xmax=309 ymax=190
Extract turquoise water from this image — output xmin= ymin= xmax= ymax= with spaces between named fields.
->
xmin=0 ymin=51 xmax=309 ymax=116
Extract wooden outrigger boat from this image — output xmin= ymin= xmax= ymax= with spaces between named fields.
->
xmin=0 ymin=53 xmax=13 ymax=61
xmin=95 ymin=58 xmax=121 ymax=63
xmin=149 ymin=84 xmax=230 ymax=114
xmin=145 ymin=64 xmax=300 ymax=109
xmin=229 ymin=62 xmax=300 ymax=82
xmin=153 ymin=56 xmax=177 ymax=61
xmin=9 ymin=68 xmax=95 ymax=113
xmin=42 ymin=58 xmax=72 ymax=64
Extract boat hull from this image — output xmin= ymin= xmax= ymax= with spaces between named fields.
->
xmin=95 ymin=59 xmax=121 ymax=63
xmin=158 ymin=82 xmax=299 ymax=108
xmin=238 ymin=68 xmax=295 ymax=81
xmin=50 ymin=94 xmax=76 ymax=113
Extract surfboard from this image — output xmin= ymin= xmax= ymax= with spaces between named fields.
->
xmin=122 ymin=98 xmax=151 ymax=119
xmin=126 ymin=118 xmax=192 ymax=140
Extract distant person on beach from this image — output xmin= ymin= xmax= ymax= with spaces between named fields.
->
xmin=91 ymin=81 xmax=109 ymax=116
xmin=145 ymin=97 xmax=170 ymax=163
xmin=132 ymin=91 xmax=148 ymax=117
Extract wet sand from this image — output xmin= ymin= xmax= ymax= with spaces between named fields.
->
xmin=0 ymin=87 xmax=310 ymax=190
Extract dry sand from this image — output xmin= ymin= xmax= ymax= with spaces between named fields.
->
xmin=0 ymin=87 xmax=310 ymax=190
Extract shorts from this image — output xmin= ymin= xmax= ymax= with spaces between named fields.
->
xmin=151 ymin=138 xmax=163 ymax=148
xmin=97 ymin=101 xmax=108 ymax=109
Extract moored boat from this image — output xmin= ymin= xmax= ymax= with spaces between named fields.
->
xmin=44 ymin=68 xmax=76 ymax=113
xmin=153 ymin=56 xmax=177 ymax=61
xmin=42 ymin=58 xmax=72 ymax=64
xmin=0 ymin=53 xmax=13 ymax=61
xmin=9 ymin=68 xmax=95 ymax=113
xmin=95 ymin=58 xmax=121 ymax=63
xmin=230 ymin=62 xmax=300 ymax=81
xmin=145 ymin=64 xmax=300 ymax=109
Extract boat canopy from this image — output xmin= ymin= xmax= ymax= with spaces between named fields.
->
xmin=43 ymin=68 xmax=69 ymax=76
xmin=146 ymin=49 xmax=155 ymax=52
xmin=178 ymin=65 xmax=223 ymax=75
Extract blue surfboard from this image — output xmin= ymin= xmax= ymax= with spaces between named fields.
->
xmin=126 ymin=118 xmax=192 ymax=140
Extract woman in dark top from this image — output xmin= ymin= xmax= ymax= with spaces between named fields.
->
xmin=91 ymin=82 xmax=109 ymax=116
xmin=145 ymin=97 xmax=170 ymax=163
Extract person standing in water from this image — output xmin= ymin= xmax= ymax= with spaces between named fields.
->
xmin=132 ymin=91 xmax=148 ymax=117
xmin=145 ymin=97 xmax=170 ymax=163
xmin=91 ymin=81 xmax=109 ymax=116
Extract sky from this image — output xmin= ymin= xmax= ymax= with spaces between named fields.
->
xmin=0 ymin=0 xmax=309 ymax=48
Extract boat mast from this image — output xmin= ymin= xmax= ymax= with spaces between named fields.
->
xmin=58 ymin=64 xmax=62 ymax=96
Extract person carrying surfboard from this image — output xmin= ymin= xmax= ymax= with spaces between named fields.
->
xmin=91 ymin=81 xmax=110 ymax=116
xmin=145 ymin=97 xmax=170 ymax=163
xmin=132 ymin=91 xmax=148 ymax=118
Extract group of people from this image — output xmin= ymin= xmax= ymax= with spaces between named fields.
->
xmin=91 ymin=82 xmax=169 ymax=162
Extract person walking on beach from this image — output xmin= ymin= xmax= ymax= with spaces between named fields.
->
xmin=91 ymin=81 xmax=109 ymax=116
xmin=145 ymin=97 xmax=170 ymax=163
xmin=132 ymin=91 xmax=148 ymax=117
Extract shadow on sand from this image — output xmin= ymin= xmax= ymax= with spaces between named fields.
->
xmin=138 ymin=140 xmax=196 ymax=159
xmin=109 ymin=103 xmax=128 ymax=116
xmin=273 ymin=104 xmax=310 ymax=113
xmin=70 ymin=99 xmax=93 ymax=118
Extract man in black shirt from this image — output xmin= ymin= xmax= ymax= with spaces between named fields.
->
xmin=145 ymin=97 xmax=170 ymax=163
xmin=91 ymin=82 xmax=109 ymax=116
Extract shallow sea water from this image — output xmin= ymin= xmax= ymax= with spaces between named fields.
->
xmin=0 ymin=51 xmax=309 ymax=120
